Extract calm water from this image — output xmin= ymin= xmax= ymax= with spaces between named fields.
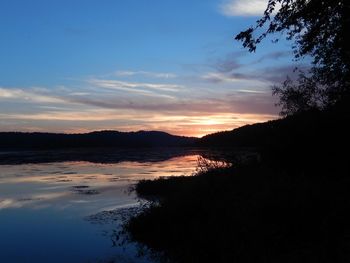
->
xmin=0 ymin=150 xmax=202 ymax=263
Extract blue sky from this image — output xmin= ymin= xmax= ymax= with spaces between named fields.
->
xmin=0 ymin=0 xmax=303 ymax=136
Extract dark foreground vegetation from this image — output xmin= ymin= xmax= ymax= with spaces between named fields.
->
xmin=125 ymin=104 xmax=350 ymax=263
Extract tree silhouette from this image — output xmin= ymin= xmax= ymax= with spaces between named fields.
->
xmin=236 ymin=0 xmax=350 ymax=115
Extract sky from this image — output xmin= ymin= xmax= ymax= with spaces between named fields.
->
xmin=0 ymin=0 xmax=304 ymax=137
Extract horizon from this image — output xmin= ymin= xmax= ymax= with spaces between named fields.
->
xmin=0 ymin=0 xmax=306 ymax=137
xmin=0 ymin=127 xmax=230 ymax=138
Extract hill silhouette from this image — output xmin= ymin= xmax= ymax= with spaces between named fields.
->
xmin=0 ymin=130 xmax=198 ymax=150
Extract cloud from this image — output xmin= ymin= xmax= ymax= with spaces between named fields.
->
xmin=0 ymin=87 xmax=66 ymax=104
xmin=213 ymin=53 xmax=243 ymax=73
xmin=257 ymin=64 xmax=309 ymax=83
xmin=255 ymin=51 xmax=293 ymax=63
xmin=201 ymin=71 xmax=253 ymax=83
xmin=115 ymin=70 xmax=177 ymax=79
xmin=88 ymin=79 xmax=182 ymax=93
xmin=201 ymin=72 xmax=247 ymax=83
xmin=0 ymin=112 xmax=119 ymax=121
xmin=204 ymin=51 xmax=293 ymax=85
xmin=219 ymin=0 xmax=268 ymax=16
xmin=65 ymin=90 xmax=278 ymax=116
xmin=0 ymin=63 xmax=281 ymax=137
xmin=201 ymin=63 xmax=309 ymax=85
xmin=0 ymin=84 xmax=277 ymax=116
xmin=219 ymin=0 xmax=281 ymax=17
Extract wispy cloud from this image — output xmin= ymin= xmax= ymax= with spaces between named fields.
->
xmin=201 ymin=72 xmax=244 ymax=83
xmin=0 ymin=112 xmax=120 ymax=121
xmin=0 ymin=87 xmax=66 ymax=104
xmin=219 ymin=0 xmax=276 ymax=17
xmin=115 ymin=70 xmax=177 ymax=79
xmin=0 ymin=62 xmax=281 ymax=136
xmin=201 ymin=63 xmax=308 ymax=85
xmin=0 ymin=84 xmax=277 ymax=115
xmin=254 ymin=51 xmax=293 ymax=63
xmin=88 ymin=79 xmax=182 ymax=93
xmin=213 ymin=52 xmax=244 ymax=73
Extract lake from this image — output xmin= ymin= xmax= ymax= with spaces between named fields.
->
xmin=0 ymin=148 xmax=206 ymax=263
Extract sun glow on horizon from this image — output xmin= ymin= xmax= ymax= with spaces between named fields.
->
xmin=0 ymin=112 xmax=277 ymax=138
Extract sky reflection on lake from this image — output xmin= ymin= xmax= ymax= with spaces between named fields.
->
xmin=0 ymin=153 xmax=200 ymax=263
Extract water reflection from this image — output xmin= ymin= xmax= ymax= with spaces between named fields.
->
xmin=0 ymin=150 xmax=203 ymax=263
xmin=0 ymin=147 xmax=203 ymax=165
xmin=0 ymin=156 xmax=199 ymax=210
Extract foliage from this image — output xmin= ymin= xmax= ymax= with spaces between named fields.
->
xmin=272 ymin=73 xmax=326 ymax=115
xmin=236 ymin=0 xmax=350 ymax=115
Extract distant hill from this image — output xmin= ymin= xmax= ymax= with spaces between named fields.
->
xmin=0 ymin=130 xmax=198 ymax=150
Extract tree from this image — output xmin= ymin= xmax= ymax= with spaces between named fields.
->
xmin=235 ymin=0 xmax=350 ymax=115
